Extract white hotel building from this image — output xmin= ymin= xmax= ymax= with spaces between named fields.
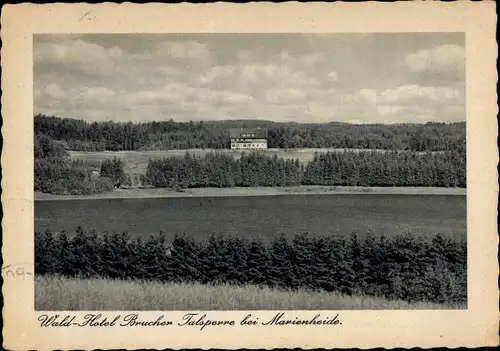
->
xmin=229 ymin=127 xmax=268 ymax=150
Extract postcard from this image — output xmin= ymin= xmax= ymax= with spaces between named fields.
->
xmin=1 ymin=2 xmax=498 ymax=349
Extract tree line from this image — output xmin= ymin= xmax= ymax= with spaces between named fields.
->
xmin=145 ymin=149 xmax=466 ymax=189
xmin=35 ymin=134 xmax=127 ymax=195
xmin=35 ymin=135 xmax=466 ymax=196
xmin=35 ymin=228 xmax=467 ymax=304
xmin=302 ymin=149 xmax=466 ymax=188
xmin=35 ymin=114 xmax=466 ymax=152
xmin=146 ymin=152 xmax=302 ymax=189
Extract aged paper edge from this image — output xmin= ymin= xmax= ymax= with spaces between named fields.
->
xmin=1 ymin=2 xmax=499 ymax=349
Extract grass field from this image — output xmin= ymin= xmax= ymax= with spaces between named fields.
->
xmin=35 ymin=275 xmax=464 ymax=310
xmin=69 ymin=148 xmax=431 ymax=176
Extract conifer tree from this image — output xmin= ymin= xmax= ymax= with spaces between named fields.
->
xmin=311 ymin=235 xmax=336 ymax=291
xmin=268 ymin=234 xmax=296 ymax=288
xmin=291 ymin=232 xmax=316 ymax=289
xmin=246 ymin=239 xmax=271 ymax=285
xmin=35 ymin=229 xmax=57 ymax=275
xmin=225 ymin=236 xmax=250 ymax=283
xmin=198 ymin=234 xmax=228 ymax=283
xmin=169 ymin=235 xmax=203 ymax=282
xmin=53 ymin=230 xmax=77 ymax=276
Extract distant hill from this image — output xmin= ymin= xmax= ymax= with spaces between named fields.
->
xmin=34 ymin=114 xmax=466 ymax=152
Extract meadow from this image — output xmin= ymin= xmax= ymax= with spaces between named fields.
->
xmin=35 ymin=276 xmax=465 ymax=311
xmin=35 ymin=194 xmax=466 ymax=242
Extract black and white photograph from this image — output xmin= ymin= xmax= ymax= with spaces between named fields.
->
xmin=2 ymin=2 xmax=498 ymax=350
xmin=33 ymin=32 xmax=468 ymax=311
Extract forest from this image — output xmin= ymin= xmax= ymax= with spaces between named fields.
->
xmin=145 ymin=149 xmax=466 ymax=189
xmin=35 ymin=228 xmax=467 ymax=304
xmin=35 ymin=114 xmax=466 ymax=152
xmin=34 ymin=114 xmax=467 ymax=194
xmin=35 ymin=134 xmax=126 ymax=195
xmin=35 ymin=138 xmax=466 ymax=195
xmin=35 ymin=135 xmax=466 ymax=195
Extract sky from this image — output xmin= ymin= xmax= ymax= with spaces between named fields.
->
xmin=34 ymin=33 xmax=465 ymax=124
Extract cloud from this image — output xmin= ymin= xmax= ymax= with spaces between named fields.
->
xmin=238 ymin=63 xmax=317 ymax=86
xmin=200 ymin=59 xmax=321 ymax=87
xmin=327 ymin=71 xmax=339 ymax=82
xmin=265 ymin=88 xmax=309 ymax=104
xmin=155 ymin=41 xmax=211 ymax=60
xmin=404 ymin=44 xmax=465 ymax=74
xmin=265 ymin=87 xmax=336 ymax=105
xmin=44 ymin=83 xmax=66 ymax=99
xmin=337 ymin=84 xmax=464 ymax=124
xmin=34 ymin=35 xmax=465 ymax=124
xmin=40 ymin=84 xmax=117 ymax=104
xmin=129 ymin=83 xmax=196 ymax=105
xmin=376 ymin=105 xmax=432 ymax=117
xmin=441 ymin=105 xmax=465 ymax=121
xmin=375 ymin=104 xmax=442 ymax=123
xmin=304 ymin=102 xmax=335 ymax=119
xmin=82 ymin=87 xmax=116 ymax=97
xmin=157 ymin=66 xmax=182 ymax=76
xmin=377 ymin=105 xmax=406 ymax=116
xmin=278 ymin=50 xmax=326 ymax=66
xmin=241 ymin=64 xmax=278 ymax=82
xmin=279 ymin=68 xmax=318 ymax=86
xmin=34 ymin=39 xmax=123 ymax=64
xmin=34 ymin=38 xmax=153 ymax=81
xmin=237 ymin=49 xmax=258 ymax=61
xmin=379 ymin=85 xmax=460 ymax=104
xmin=343 ymin=85 xmax=460 ymax=107
xmin=297 ymin=53 xmax=326 ymax=66
xmin=36 ymin=83 xmax=120 ymax=119
xmin=197 ymin=89 xmax=255 ymax=105
xmin=341 ymin=89 xmax=377 ymax=105
xmin=200 ymin=65 xmax=237 ymax=85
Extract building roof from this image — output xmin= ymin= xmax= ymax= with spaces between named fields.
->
xmin=229 ymin=127 xmax=268 ymax=139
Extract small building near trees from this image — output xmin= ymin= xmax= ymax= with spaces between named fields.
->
xmin=229 ymin=127 xmax=268 ymax=150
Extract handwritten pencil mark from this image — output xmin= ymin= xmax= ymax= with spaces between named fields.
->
xmin=78 ymin=10 xmax=96 ymax=22
xmin=2 ymin=262 xmax=33 ymax=279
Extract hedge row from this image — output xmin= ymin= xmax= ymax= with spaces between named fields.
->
xmin=35 ymin=228 xmax=466 ymax=304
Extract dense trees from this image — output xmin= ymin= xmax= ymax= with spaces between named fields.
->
xmin=34 ymin=134 xmax=120 ymax=195
xmin=34 ymin=114 xmax=466 ymax=194
xmin=145 ymin=149 xmax=466 ymax=189
xmin=302 ymin=149 xmax=466 ymax=188
xmin=35 ymin=114 xmax=466 ymax=152
xmin=35 ymin=228 xmax=467 ymax=304
xmin=145 ymin=152 xmax=302 ymax=189
xmin=100 ymin=157 xmax=126 ymax=188
xmin=35 ymin=142 xmax=466 ymax=196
